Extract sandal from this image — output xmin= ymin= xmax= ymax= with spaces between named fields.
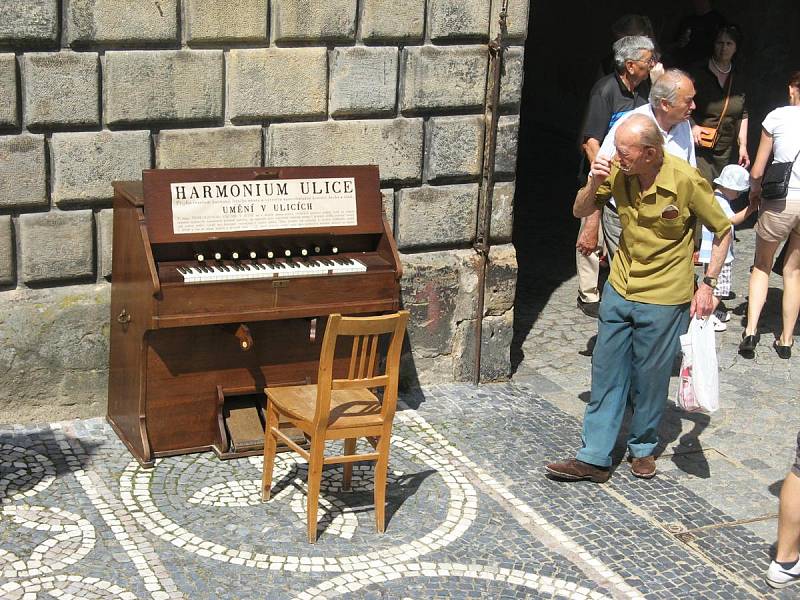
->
xmin=774 ymin=339 xmax=793 ymax=360
xmin=739 ymin=331 xmax=760 ymax=357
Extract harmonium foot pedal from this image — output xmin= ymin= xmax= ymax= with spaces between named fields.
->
xmin=215 ymin=387 xmax=308 ymax=460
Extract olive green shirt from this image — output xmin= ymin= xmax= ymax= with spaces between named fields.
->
xmin=595 ymin=153 xmax=731 ymax=305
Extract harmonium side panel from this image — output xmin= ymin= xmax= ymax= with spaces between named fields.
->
xmin=143 ymin=318 xmax=349 ymax=456
xmin=107 ymin=190 xmax=156 ymax=461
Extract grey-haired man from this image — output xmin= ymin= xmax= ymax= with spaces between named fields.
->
xmin=576 ymin=35 xmax=655 ymax=318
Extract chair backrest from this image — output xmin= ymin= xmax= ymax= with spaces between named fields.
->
xmin=313 ymin=311 xmax=409 ymax=428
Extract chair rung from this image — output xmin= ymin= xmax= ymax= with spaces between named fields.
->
xmin=272 ymin=427 xmax=309 ymax=460
xmin=323 ymin=452 xmax=380 ymax=465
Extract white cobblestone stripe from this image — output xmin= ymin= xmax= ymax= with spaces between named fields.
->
xmin=0 ymin=505 xmax=95 ymax=579
xmin=0 ymin=443 xmax=56 ymax=503
xmin=396 ymin=410 xmax=646 ymax=600
xmin=0 ymin=574 xmax=137 ymax=599
xmin=293 ymin=562 xmax=610 ymax=600
xmin=188 ymin=456 xmax=360 ymax=539
xmin=118 ymin=435 xmax=477 ymax=570
xmin=53 ymin=423 xmax=185 ymax=600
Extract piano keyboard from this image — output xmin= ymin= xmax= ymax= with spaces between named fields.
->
xmin=176 ymin=257 xmax=367 ymax=283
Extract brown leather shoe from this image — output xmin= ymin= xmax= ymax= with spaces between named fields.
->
xmin=630 ymin=456 xmax=656 ymax=479
xmin=545 ymin=458 xmax=611 ymax=483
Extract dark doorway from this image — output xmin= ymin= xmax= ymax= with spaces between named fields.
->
xmin=511 ymin=0 xmax=800 ymax=373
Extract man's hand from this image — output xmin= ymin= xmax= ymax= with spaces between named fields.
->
xmin=576 ymin=212 xmax=600 ymax=256
xmin=690 ymin=283 xmax=715 ymax=318
xmin=589 ymin=155 xmax=612 ymax=186
xmin=574 ymin=155 xmax=611 ymax=218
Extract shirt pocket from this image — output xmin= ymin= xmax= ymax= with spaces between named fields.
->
xmin=638 ymin=201 xmax=687 ymax=240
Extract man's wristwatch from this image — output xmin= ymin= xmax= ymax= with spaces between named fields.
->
xmin=702 ymin=275 xmax=718 ymax=289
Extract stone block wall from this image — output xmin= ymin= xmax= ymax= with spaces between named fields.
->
xmin=0 ymin=0 xmax=528 ymax=421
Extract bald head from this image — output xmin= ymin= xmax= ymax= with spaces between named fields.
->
xmin=617 ymin=113 xmax=663 ymax=149
xmin=614 ymin=114 xmax=664 ymax=174
xmin=649 ymin=69 xmax=696 ymax=128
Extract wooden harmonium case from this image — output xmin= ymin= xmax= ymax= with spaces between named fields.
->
xmin=106 ymin=165 xmax=402 ymax=467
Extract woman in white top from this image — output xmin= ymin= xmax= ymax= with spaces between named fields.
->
xmin=741 ymin=71 xmax=800 ymax=359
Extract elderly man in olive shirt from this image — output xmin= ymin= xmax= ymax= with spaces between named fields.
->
xmin=546 ymin=114 xmax=731 ymax=483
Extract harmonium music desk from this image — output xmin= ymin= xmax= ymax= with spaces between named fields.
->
xmin=107 ymin=165 xmax=402 ymax=467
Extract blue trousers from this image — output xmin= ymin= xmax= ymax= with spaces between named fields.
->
xmin=576 ymin=282 xmax=690 ymax=467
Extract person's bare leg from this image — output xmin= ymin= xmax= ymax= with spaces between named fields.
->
xmin=780 ymin=233 xmax=800 ymax=346
xmin=745 ymin=236 xmax=780 ymax=336
xmin=776 ymin=471 xmax=800 ymax=563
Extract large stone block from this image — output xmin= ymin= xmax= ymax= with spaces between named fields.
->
xmin=360 ymin=0 xmax=424 ymax=42
xmin=19 ymin=211 xmax=94 ymax=283
xmin=0 ymin=134 xmax=47 ymax=210
xmin=227 ymin=48 xmax=326 ymax=123
xmin=267 ymin=118 xmax=423 ymax=184
xmin=0 ymin=215 xmax=14 ymax=284
xmin=490 ymin=181 xmax=514 ymax=243
xmin=500 ymin=46 xmax=524 ymax=108
xmin=0 ymin=0 xmax=58 ymax=47
xmin=452 ymin=311 xmax=514 ymax=381
xmin=424 ymin=115 xmax=483 ymax=182
xmin=329 ymin=47 xmax=397 ymax=118
xmin=398 ymin=248 xmax=478 ymax=385
xmin=400 ymin=46 xmax=487 ymax=114
xmin=185 ymin=0 xmax=267 ymax=44
xmin=0 ymin=284 xmax=110 ymax=422
xmin=104 ymin=50 xmax=223 ymax=127
xmin=429 ymin=0 xmax=489 ymax=41
xmin=495 ymin=115 xmax=519 ymax=176
xmin=490 ymin=0 xmax=529 ymax=41
xmin=51 ymin=131 xmax=151 ymax=207
xmin=396 ymin=184 xmax=478 ymax=250
xmin=21 ymin=52 xmax=100 ymax=129
xmin=399 ymin=248 xmax=477 ymax=357
xmin=96 ymin=208 xmax=113 ymax=279
xmin=66 ymin=0 xmax=178 ymax=46
xmin=155 ymin=126 xmax=262 ymax=169
xmin=0 ymin=55 xmax=18 ymax=128
xmin=485 ymin=243 xmax=517 ymax=315
xmin=272 ymin=0 xmax=356 ymax=42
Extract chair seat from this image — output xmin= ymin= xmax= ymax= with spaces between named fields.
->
xmin=267 ymin=385 xmax=384 ymax=429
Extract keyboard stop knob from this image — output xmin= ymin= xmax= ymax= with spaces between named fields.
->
xmin=234 ymin=324 xmax=253 ymax=352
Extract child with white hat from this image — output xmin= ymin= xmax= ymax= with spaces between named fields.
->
xmin=699 ymin=163 xmax=756 ymax=331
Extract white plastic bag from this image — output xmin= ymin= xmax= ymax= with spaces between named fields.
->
xmin=677 ymin=317 xmax=719 ymax=413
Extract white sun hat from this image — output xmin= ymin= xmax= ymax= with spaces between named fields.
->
xmin=713 ymin=164 xmax=750 ymax=192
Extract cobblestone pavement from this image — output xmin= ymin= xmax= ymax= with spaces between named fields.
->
xmin=1 ymin=227 xmax=799 ymax=599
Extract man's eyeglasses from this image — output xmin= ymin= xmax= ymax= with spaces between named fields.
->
xmin=630 ymin=55 xmax=657 ymax=68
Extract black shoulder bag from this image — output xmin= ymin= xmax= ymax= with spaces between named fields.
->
xmin=761 ymin=148 xmax=800 ymax=200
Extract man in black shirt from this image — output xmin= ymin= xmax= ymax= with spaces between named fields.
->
xmin=575 ymin=35 xmax=655 ymax=318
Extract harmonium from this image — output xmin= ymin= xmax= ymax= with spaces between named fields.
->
xmin=107 ymin=165 xmax=402 ymax=467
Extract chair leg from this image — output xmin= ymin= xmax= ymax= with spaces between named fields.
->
xmin=342 ymin=437 xmax=356 ymax=491
xmin=261 ymin=403 xmax=279 ymax=501
xmin=306 ymin=437 xmax=325 ymax=543
xmin=373 ymin=434 xmax=391 ymax=533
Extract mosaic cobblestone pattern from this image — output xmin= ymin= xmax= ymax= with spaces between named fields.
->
xmin=0 ymin=369 xmax=795 ymax=599
xmin=0 ymin=0 xmax=527 ymax=411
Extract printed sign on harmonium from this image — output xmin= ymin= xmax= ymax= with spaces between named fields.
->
xmin=170 ymin=177 xmax=357 ymax=234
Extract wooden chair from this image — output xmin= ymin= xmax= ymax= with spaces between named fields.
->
xmin=261 ymin=310 xmax=409 ymax=543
